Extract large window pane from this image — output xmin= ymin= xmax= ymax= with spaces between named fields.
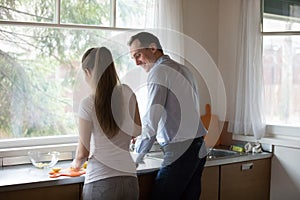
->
xmin=116 ymin=0 xmax=155 ymax=28
xmin=263 ymin=35 xmax=300 ymax=126
xmin=0 ymin=0 xmax=55 ymax=23
xmin=263 ymin=0 xmax=300 ymax=127
xmin=61 ymin=0 xmax=111 ymax=26
xmin=0 ymin=25 xmax=135 ymax=139
xmin=0 ymin=0 xmax=154 ymax=141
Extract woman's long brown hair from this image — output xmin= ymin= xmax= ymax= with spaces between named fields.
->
xmin=82 ymin=47 xmax=120 ymax=138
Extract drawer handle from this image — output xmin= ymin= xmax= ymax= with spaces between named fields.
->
xmin=241 ymin=162 xmax=253 ymax=171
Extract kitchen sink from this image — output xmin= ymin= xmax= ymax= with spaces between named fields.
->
xmin=146 ymin=148 xmax=241 ymax=160
xmin=146 ymin=151 xmax=164 ymax=160
xmin=207 ymin=148 xmax=239 ymax=160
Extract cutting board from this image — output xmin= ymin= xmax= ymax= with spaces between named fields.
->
xmin=49 ymin=168 xmax=86 ymax=178
xmin=201 ymin=104 xmax=221 ymax=147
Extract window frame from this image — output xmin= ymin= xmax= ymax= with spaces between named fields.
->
xmin=233 ymin=0 xmax=300 ymax=147
xmin=0 ymin=0 xmax=143 ymax=164
xmin=232 ymin=1 xmax=300 ymax=147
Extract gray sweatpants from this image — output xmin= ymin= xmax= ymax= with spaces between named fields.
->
xmin=82 ymin=176 xmax=139 ymax=200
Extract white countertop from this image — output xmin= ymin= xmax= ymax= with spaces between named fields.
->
xmin=0 ymin=154 xmax=162 ymax=192
xmin=0 ymin=151 xmax=272 ymax=192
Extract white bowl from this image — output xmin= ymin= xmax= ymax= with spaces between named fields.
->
xmin=28 ymin=151 xmax=60 ymax=169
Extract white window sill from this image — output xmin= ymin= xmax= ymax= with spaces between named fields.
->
xmin=232 ymin=125 xmax=300 ymax=149
xmin=0 ymin=135 xmax=78 ymax=149
xmin=0 ymin=136 xmax=79 ymax=167
xmin=233 ymin=134 xmax=300 ymax=149
xmin=0 ymin=143 xmax=77 ymax=167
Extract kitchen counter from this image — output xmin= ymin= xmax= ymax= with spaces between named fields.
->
xmin=0 ymin=151 xmax=272 ymax=193
xmin=204 ymin=151 xmax=272 ymax=167
xmin=0 ymin=154 xmax=162 ymax=193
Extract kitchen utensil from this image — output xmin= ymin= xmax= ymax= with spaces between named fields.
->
xmin=49 ymin=167 xmax=86 ymax=178
xmin=201 ymin=104 xmax=221 ymax=147
xmin=28 ymin=151 xmax=60 ymax=169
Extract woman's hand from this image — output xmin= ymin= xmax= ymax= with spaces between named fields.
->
xmin=71 ymin=158 xmax=85 ymax=171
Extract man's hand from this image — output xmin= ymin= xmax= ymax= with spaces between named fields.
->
xmin=132 ymin=152 xmax=146 ymax=168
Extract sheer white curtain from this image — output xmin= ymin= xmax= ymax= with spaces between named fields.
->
xmin=152 ymin=0 xmax=184 ymax=63
xmin=228 ymin=0 xmax=266 ymax=139
xmin=153 ymin=0 xmax=183 ymax=31
xmin=125 ymin=0 xmax=184 ymax=118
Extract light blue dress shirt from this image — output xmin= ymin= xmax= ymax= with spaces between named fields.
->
xmin=135 ymin=55 xmax=207 ymax=157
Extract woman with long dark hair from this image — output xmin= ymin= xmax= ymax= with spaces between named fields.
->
xmin=72 ymin=47 xmax=141 ymax=200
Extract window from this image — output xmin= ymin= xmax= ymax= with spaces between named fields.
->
xmin=262 ymin=0 xmax=300 ymax=127
xmin=0 ymin=0 xmax=155 ymax=143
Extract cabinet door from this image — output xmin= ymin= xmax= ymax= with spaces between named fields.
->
xmin=138 ymin=171 xmax=158 ymax=200
xmin=200 ymin=166 xmax=219 ymax=200
xmin=220 ymin=158 xmax=271 ymax=200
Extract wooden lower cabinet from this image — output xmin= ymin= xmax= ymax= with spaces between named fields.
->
xmin=138 ymin=171 xmax=158 ymax=200
xmin=200 ymin=166 xmax=219 ymax=200
xmin=0 ymin=183 xmax=82 ymax=200
xmin=220 ymin=158 xmax=271 ymax=200
xmin=200 ymin=158 xmax=271 ymax=200
xmin=0 ymin=173 xmax=158 ymax=200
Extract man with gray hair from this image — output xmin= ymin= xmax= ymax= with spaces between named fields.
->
xmin=128 ymin=32 xmax=207 ymax=200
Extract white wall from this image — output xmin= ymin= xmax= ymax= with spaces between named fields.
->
xmin=218 ymin=0 xmax=241 ymax=120
xmin=182 ymin=0 xmax=240 ymax=119
xmin=270 ymin=146 xmax=300 ymax=200
xmin=183 ymin=0 xmax=219 ymax=62
xmin=182 ymin=0 xmax=219 ymax=115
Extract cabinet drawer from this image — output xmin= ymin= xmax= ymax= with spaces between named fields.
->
xmin=220 ymin=158 xmax=271 ymax=200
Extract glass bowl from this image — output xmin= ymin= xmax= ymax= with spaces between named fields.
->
xmin=28 ymin=151 xmax=60 ymax=169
